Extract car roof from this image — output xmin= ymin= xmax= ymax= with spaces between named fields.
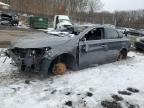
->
xmin=86 ymin=24 xmax=116 ymax=30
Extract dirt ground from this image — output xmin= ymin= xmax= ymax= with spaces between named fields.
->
xmin=0 ymin=26 xmax=38 ymax=48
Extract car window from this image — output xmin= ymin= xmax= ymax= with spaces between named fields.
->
xmin=83 ymin=28 xmax=103 ymax=41
xmin=104 ymin=28 xmax=119 ymax=39
xmin=118 ymin=31 xmax=124 ymax=38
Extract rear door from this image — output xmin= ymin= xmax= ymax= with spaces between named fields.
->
xmin=104 ymin=28 xmax=124 ymax=61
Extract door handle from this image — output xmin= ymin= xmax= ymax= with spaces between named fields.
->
xmin=101 ymin=44 xmax=108 ymax=51
xmin=101 ymin=44 xmax=106 ymax=47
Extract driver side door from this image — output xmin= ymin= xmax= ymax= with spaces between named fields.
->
xmin=78 ymin=28 xmax=108 ymax=68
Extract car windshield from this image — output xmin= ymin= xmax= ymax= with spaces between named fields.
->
xmin=59 ymin=19 xmax=70 ymax=23
xmin=73 ymin=25 xmax=90 ymax=35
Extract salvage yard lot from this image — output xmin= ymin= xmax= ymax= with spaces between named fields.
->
xmin=0 ymin=27 xmax=37 ymax=48
xmin=0 ymin=49 xmax=144 ymax=108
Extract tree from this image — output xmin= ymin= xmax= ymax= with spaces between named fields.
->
xmin=87 ymin=0 xmax=103 ymax=22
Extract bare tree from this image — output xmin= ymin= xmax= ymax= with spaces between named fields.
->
xmin=88 ymin=0 xmax=103 ymax=22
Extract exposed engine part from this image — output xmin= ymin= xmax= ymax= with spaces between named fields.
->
xmin=10 ymin=48 xmax=46 ymax=72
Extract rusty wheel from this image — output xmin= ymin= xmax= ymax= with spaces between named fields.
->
xmin=52 ymin=63 xmax=67 ymax=75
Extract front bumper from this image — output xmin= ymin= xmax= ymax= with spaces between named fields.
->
xmin=8 ymin=49 xmax=52 ymax=76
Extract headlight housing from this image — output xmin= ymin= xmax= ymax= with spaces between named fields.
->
xmin=44 ymin=47 xmax=53 ymax=58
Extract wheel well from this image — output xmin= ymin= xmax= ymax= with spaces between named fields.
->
xmin=49 ymin=53 xmax=76 ymax=72
xmin=120 ymin=48 xmax=128 ymax=55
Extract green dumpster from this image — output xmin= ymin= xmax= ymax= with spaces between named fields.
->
xmin=29 ymin=16 xmax=48 ymax=29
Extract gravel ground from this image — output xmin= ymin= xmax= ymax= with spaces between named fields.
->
xmin=0 ymin=27 xmax=38 ymax=48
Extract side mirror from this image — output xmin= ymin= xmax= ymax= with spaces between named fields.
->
xmin=80 ymin=37 xmax=86 ymax=42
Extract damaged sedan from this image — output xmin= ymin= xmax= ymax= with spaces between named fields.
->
xmin=7 ymin=25 xmax=131 ymax=76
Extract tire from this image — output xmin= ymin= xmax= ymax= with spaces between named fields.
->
xmin=117 ymin=50 xmax=127 ymax=61
xmin=52 ymin=63 xmax=67 ymax=75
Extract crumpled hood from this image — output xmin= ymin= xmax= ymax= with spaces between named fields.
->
xmin=10 ymin=32 xmax=71 ymax=49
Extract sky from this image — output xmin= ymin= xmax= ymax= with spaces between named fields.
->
xmin=101 ymin=0 xmax=144 ymax=12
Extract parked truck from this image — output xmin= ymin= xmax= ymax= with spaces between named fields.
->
xmin=53 ymin=15 xmax=72 ymax=30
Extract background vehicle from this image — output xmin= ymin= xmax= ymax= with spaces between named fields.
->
xmin=53 ymin=15 xmax=72 ymax=29
xmin=7 ymin=25 xmax=130 ymax=76
xmin=0 ymin=12 xmax=19 ymax=26
xmin=127 ymin=30 xmax=144 ymax=46
xmin=135 ymin=37 xmax=144 ymax=50
xmin=116 ymin=27 xmax=131 ymax=34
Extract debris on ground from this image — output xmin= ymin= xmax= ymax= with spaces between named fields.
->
xmin=43 ymin=89 xmax=49 ymax=91
xmin=111 ymin=94 xmax=123 ymax=101
xmin=51 ymin=90 xmax=57 ymax=94
xmin=65 ymin=101 xmax=72 ymax=107
xmin=127 ymin=87 xmax=140 ymax=93
xmin=86 ymin=92 xmax=93 ymax=97
xmin=118 ymin=90 xmax=132 ymax=95
xmin=65 ymin=92 xmax=71 ymax=95
xmin=24 ymin=80 xmax=30 ymax=84
xmin=77 ymin=93 xmax=81 ymax=95
xmin=101 ymin=100 xmax=122 ymax=108
xmin=126 ymin=101 xmax=140 ymax=108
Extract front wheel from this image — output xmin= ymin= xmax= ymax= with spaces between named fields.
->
xmin=52 ymin=63 xmax=67 ymax=75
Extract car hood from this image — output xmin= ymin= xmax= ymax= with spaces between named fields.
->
xmin=10 ymin=32 xmax=71 ymax=49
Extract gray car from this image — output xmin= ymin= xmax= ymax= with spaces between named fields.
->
xmin=7 ymin=25 xmax=131 ymax=76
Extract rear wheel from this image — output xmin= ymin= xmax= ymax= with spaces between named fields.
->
xmin=117 ymin=49 xmax=127 ymax=61
xmin=52 ymin=63 xmax=67 ymax=75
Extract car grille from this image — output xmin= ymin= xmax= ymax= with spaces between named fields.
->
xmin=11 ymin=48 xmax=45 ymax=58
